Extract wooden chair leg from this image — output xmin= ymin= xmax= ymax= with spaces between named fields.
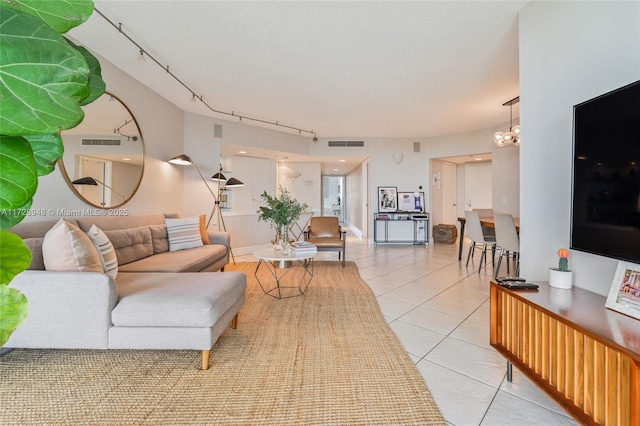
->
xmin=230 ymin=313 xmax=238 ymax=329
xmin=202 ymin=350 xmax=211 ymax=370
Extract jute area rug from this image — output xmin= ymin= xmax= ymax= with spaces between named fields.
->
xmin=0 ymin=261 xmax=445 ymax=425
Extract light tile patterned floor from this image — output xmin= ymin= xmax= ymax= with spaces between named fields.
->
xmin=236 ymin=234 xmax=579 ymax=426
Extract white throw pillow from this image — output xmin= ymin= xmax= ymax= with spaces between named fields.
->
xmin=42 ymin=219 xmax=102 ymax=272
xmin=86 ymin=224 xmax=118 ymax=279
xmin=165 ymin=216 xmax=204 ymax=252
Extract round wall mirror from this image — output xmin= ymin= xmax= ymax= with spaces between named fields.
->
xmin=59 ymin=92 xmax=145 ymax=208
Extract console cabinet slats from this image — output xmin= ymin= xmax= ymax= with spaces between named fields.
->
xmin=490 ymin=282 xmax=640 ymax=425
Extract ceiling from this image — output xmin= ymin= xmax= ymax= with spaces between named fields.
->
xmin=69 ymin=0 xmax=526 ymax=173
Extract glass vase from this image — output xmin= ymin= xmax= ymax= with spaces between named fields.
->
xmin=281 ymin=226 xmax=291 ymax=255
xmin=273 ymin=226 xmax=283 ymax=251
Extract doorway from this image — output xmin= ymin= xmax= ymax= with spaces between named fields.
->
xmin=322 ymin=176 xmax=344 ymax=222
xmin=464 ymin=163 xmax=492 ymax=210
xmin=442 ymin=162 xmax=457 ymax=224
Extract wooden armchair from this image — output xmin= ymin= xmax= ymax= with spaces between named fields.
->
xmin=304 ymin=216 xmax=346 ymax=267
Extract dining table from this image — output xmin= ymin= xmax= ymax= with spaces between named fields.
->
xmin=456 ymin=216 xmax=520 ymax=260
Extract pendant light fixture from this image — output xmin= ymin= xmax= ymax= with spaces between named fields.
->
xmin=493 ymin=97 xmax=520 ymax=147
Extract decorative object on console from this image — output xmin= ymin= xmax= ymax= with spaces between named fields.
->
xmin=257 ymin=186 xmax=308 ymax=255
xmin=378 ymin=186 xmax=398 ymax=212
xmin=493 ymin=96 xmax=520 ymax=147
xmin=548 ymin=248 xmax=572 ymax=289
xmin=605 ymin=260 xmax=640 ymax=320
xmin=397 ymin=192 xmax=424 ymax=212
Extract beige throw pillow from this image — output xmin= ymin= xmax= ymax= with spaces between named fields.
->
xmin=86 ymin=224 xmax=118 ymax=279
xmin=42 ymin=219 xmax=102 ymax=272
xmin=165 ymin=216 xmax=204 ymax=251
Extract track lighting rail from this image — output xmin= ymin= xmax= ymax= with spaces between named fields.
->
xmin=95 ymin=9 xmax=317 ymax=137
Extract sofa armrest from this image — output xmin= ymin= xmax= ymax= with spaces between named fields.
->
xmin=5 ymin=271 xmax=117 ymax=349
xmin=207 ymin=231 xmax=230 ymax=249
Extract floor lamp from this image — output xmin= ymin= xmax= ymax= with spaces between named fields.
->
xmin=210 ymin=169 xmax=244 ymax=247
xmin=168 ymin=155 xmax=239 ymax=263
xmin=72 ymin=176 xmax=127 ymax=206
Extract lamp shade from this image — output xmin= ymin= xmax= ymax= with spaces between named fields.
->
xmin=224 ymin=177 xmax=244 ymax=187
xmin=72 ymin=177 xmax=99 ymax=186
xmin=168 ymin=154 xmax=192 ymax=165
xmin=211 ymin=172 xmax=227 ymax=181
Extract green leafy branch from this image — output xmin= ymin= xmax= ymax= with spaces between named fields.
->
xmin=0 ymin=0 xmax=105 ymax=346
xmin=257 ymin=186 xmax=308 ymax=229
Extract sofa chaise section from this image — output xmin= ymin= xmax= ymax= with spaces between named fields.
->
xmin=5 ymin=214 xmax=245 ymax=369
xmin=7 ymin=270 xmax=246 ymax=370
xmin=109 ymin=271 xmax=245 ymax=370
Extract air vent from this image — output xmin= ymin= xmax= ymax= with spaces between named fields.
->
xmin=81 ymin=138 xmax=122 ymax=146
xmin=413 ymin=142 xmax=421 ymax=153
xmin=214 ymin=123 xmax=223 ymax=138
xmin=327 ymin=140 xmax=365 ymax=148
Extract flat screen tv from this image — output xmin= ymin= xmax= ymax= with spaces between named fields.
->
xmin=571 ymin=79 xmax=640 ymax=264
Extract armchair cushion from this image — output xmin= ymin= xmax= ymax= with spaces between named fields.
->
xmin=307 ymin=216 xmax=343 ymax=240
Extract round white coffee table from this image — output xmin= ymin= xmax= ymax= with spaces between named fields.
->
xmin=253 ymin=247 xmax=316 ymax=299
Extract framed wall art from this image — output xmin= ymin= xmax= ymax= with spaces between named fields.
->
xmin=605 ymin=261 xmax=640 ymax=320
xmin=397 ymin=192 xmax=424 ymax=212
xmin=378 ymin=186 xmax=397 ymax=212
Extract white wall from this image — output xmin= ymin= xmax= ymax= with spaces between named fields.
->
xmin=346 ymin=162 xmax=366 ymax=237
xmin=491 ymin=144 xmax=520 ymax=216
xmin=29 ymin=55 xmax=185 ymax=220
xmin=277 ymin=162 xmax=322 ymax=211
xmin=519 ymin=1 xmax=640 ymax=295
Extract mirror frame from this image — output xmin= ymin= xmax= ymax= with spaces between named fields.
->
xmin=59 ymin=92 xmax=145 ymax=209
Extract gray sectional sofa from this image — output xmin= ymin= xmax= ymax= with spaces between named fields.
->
xmin=6 ymin=214 xmax=246 ymax=370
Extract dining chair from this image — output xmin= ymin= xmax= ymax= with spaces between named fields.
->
xmin=473 ymin=208 xmax=496 ymax=240
xmin=465 ymin=210 xmax=497 ymax=273
xmin=493 ymin=213 xmax=520 ymax=279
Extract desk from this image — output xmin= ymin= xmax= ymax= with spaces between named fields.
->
xmin=457 ymin=216 xmax=520 ymax=260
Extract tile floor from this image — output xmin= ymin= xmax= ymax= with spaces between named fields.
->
xmin=237 ymin=234 xmax=579 ymax=426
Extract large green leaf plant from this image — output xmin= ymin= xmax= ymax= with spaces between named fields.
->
xmin=0 ymin=0 xmax=105 ymax=346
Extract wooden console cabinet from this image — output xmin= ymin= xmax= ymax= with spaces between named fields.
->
xmin=490 ymin=282 xmax=640 ymax=425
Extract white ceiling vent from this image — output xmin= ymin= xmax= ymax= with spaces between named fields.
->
xmin=327 ymin=140 xmax=365 ymax=148
xmin=82 ymin=138 xmax=122 ymax=146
